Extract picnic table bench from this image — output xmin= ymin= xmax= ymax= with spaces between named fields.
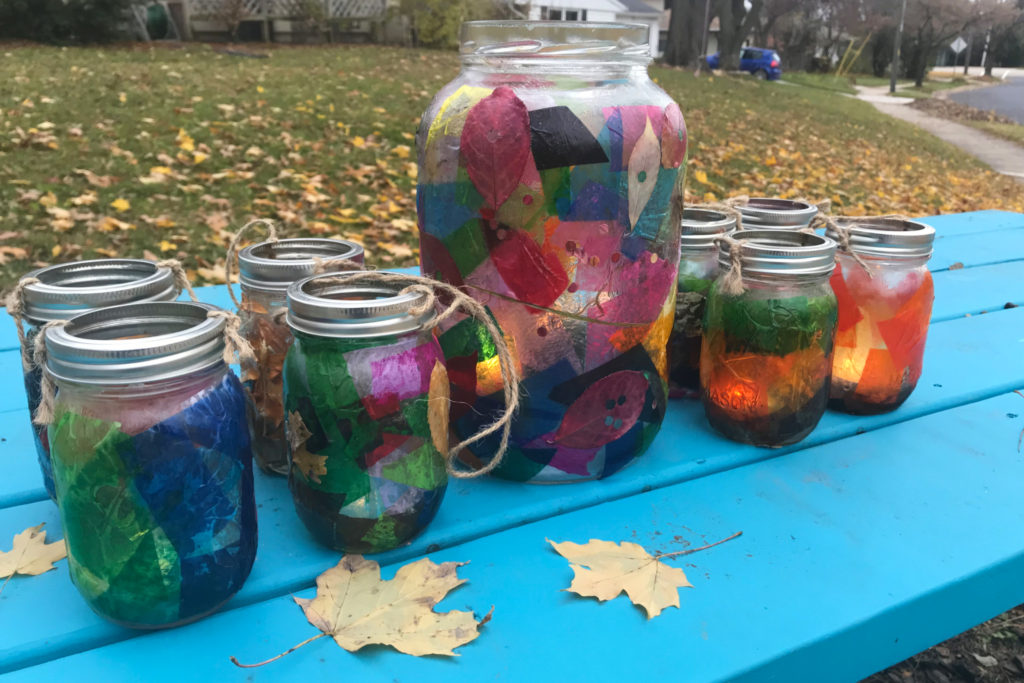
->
xmin=1 ymin=209 xmax=1023 ymax=682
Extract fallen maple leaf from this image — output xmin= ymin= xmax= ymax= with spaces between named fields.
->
xmin=548 ymin=531 xmax=742 ymax=619
xmin=0 ymin=524 xmax=67 ymax=595
xmin=232 ymin=556 xmax=490 ymax=667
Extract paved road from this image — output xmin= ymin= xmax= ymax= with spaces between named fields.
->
xmin=949 ymin=76 xmax=1024 ymax=124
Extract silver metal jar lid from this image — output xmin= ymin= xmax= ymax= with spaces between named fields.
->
xmin=238 ymin=238 xmax=364 ymax=293
xmin=681 ymin=208 xmax=736 ymax=249
xmin=19 ymin=259 xmax=179 ymax=325
xmin=739 ymin=198 xmax=819 ymax=229
xmin=827 ymin=217 xmax=935 ymax=260
xmin=286 ymin=273 xmax=434 ymax=339
xmin=44 ymin=301 xmax=227 ymax=386
xmin=718 ymin=230 xmax=837 ymax=278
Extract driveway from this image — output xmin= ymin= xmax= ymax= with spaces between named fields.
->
xmin=949 ymin=75 xmax=1024 ymax=124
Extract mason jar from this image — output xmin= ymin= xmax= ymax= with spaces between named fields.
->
xmin=237 ymin=238 xmax=364 ymax=475
xmin=417 ymin=21 xmax=687 ymax=483
xmin=11 ymin=259 xmax=179 ymax=501
xmin=825 ymin=217 xmax=935 ymax=414
xmin=43 ymin=301 xmax=257 ymax=629
xmin=283 ymin=273 xmax=448 ymax=553
xmin=701 ymin=231 xmax=838 ymax=447
xmin=738 ymin=198 xmax=818 ymax=231
xmin=668 ymin=208 xmax=736 ymax=396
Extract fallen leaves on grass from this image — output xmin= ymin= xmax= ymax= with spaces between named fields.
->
xmin=0 ymin=524 xmax=67 ymax=596
xmin=231 ymin=556 xmax=489 ymax=667
xmin=548 ymin=531 xmax=742 ymax=618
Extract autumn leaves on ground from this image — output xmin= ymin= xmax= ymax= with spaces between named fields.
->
xmin=1 ymin=43 xmax=1022 ymax=289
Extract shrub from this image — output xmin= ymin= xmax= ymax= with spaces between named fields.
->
xmin=0 ymin=0 xmax=135 ymax=44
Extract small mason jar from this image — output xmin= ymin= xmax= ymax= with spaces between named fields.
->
xmin=668 ymin=208 xmax=736 ymax=396
xmin=825 ymin=217 xmax=936 ymax=414
xmin=11 ymin=259 xmax=179 ymax=501
xmin=738 ymin=198 xmax=818 ymax=231
xmin=283 ymin=274 xmax=448 ymax=553
xmin=417 ymin=21 xmax=687 ymax=483
xmin=43 ymin=302 xmax=257 ymax=629
xmin=701 ymin=231 xmax=838 ymax=447
xmin=237 ymin=238 xmax=364 ymax=475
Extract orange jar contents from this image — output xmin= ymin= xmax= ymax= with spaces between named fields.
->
xmin=826 ymin=217 xmax=935 ymax=414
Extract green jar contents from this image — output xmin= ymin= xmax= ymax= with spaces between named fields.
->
xmin=668 ymin=208 xmax=736 ymax=397
xmin=701 ymin=231 xmax=838 ymax=447
xmin=236 ymin=238 xmax=364 ymax=476
xmin=283 ymin=274 xmax=448 ymax=553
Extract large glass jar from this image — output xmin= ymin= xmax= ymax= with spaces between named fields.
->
xmin=417 ymin=21 xmax=687 ymax=483
xmin=237 ymin=238 xmax=364 ymax=475
xmin=668 ymin=208 xmax=736 ymax=397
xmin=701 ymin=231 xmax=838 ymax=447
xmin=283 ymin=274 xmax=448 ymax=553
xmin=43 ymin=302 xmax=257 ymax=628
xmin=825 ymin=217 xmax=935 ymax=414
xmin=738 ymin=198 xmax=818 ymax=231
xmin=9 ymin=260 xmax=179 ymax=501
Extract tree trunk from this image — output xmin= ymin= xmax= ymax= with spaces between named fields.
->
xmin=716 ymin=0 xmax=740 ymax=69
xmin=664 ymin=0 xmax=703 ymax=67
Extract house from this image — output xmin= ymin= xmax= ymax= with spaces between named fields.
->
xmin=169 ymin=0 xmax=391 ymax=43
xmin=525 ymin=0 xmax=662 ymax=56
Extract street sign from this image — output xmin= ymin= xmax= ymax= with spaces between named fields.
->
xmin=951 ymin=36 xmax=967 ymax=54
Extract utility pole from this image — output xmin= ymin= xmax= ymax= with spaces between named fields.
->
xmin=981 ymin=28 xmax=991 ymax=73
xmin=889 ymin=0 xmax=908 ymax=93
xmin=963 ymin=33 xmax=972 ymax=75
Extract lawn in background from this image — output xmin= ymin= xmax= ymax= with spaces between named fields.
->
xmin=1 ymin=43 xmax=1023 ymax=288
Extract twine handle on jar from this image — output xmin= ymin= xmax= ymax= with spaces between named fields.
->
xmin=207 ymin=310 xmax=256 ymax=365
xmin=224 ymin=219 xmax=281 ymax=309
xmin=311 ymin=256 xmax=364 ymax=275
xmin=813 ymin=213 xmax=874 ymax=277
xmin=30 ymin=320 xmax=68 ymax=426
xmin=155 ymin=259 xmax=200 ymax=302
xmin=5 ymin=276 xmax=41 ymax=372
xmin=295 ymin=271 xmax=520 ymax=480
xmin=715 ymin=233 xmax=747 ymax=297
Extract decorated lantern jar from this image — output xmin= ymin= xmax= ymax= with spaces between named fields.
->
xmin=283 ymin=274 xmax=448 ymax=553
xmin=8 ymin=260 xmax=179 ymax=501
xmin=42 ymin=302 xmax=257 ymax=628
xmin=738 ymin=198 xmax=818 ymax=231
xmin=417 ymin=21 xmax=687 ymax=483
xmin=668 ymin=208 xmax=736 ymax=396
xmin=825 ymin=217 xmax=935 ymax=414
xmin=237 ymin=238 xmax=364 ymax=475
xmin=701 ymin=231 xmax=838 ymax=447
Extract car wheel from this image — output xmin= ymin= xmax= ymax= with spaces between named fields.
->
xmin=754 ymin=69 xmax=768 ymax=80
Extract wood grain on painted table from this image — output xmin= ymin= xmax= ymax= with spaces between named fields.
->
xmin=1 ymin=210 xmax=1022 ymax=682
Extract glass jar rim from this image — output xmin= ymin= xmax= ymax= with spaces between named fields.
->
xmin=286 ymin=273 xmax=435 ymax=339
xmin=19 ymin=259 xmax=179 ymax=325
xmin=827 ymin=217 xmax=934 ymax=260
xmin=738 ymin=198 xmax=819 ymax=228
xmin=238 ymin=238 xmax=364 ymax=292
xmin=45 ymin=301 xmax=227 ymax=386
xmin=681 ymin=208 xmax=736 ymax=247
xmin=460 ymin=21 xmax=651 ymax=64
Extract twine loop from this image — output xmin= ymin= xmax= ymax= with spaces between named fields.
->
xmin=155 ymin=259 xmax=199 ymax=302
xmin=5 ymin=276 xmax=41 ymax=372
xmin=715 ymin=233 xmax=747 ymax=296
xmin=813 ymin=213 xmax=874 ymax=277
xmin=31 ymin=320 xmax=68 ymax=426
xmin=298 ymin=271 xmax=520 ymax=480
xmin=225 ymin=218 xmax=281 ymax=309
xmin=207 ymin=310 xmax=256 ymax=365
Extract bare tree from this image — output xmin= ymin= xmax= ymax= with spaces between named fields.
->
xmin=663 ymin=0 xmax=707 ymax=66
xmin=715 ymin=0 xmax=764 ymax=70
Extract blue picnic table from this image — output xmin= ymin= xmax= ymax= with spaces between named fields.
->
xmin=1 ymin=210 xmax=1023 ymax=682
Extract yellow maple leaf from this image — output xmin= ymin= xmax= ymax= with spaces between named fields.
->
xmin=158 ymin=240 xmax=177 ymax=252
xmin=0 ymin=524 xmax=67 ymax=582
xmin=51 ymin=245 xmax=62 ymax=258
xmin=192 ymin=151 xmax=209 ymax=164
xmin=765 ymin=155 xmax=778 ymax=167
xmin=110 ymin=197 xmax=130 ymax=212
xmin=351 ymin=136 xmax=366 ymax=149
xmin=694 ymin=170 xmax=709 ymax=185
xmin=177 ymin=128 xmax=195 ymax=152
xmin=231 ymin=556 xmax=489 ymax=667
xmin=391 ymin=144 xmax=411 ymax=159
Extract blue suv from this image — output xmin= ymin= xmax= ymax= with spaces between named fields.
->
xmin=706 ymin=47 xmax=782 ymax=80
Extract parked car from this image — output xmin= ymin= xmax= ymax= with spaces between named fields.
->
xmin=706 ymin=47 xmax=782 ymax=80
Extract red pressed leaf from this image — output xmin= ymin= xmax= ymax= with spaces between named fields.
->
xmin=490 ymin=228 xmax=569 ymax=309
xmin=554 ymin=371 xmax=649 ymax=449
xmin=660 ymin=102 xmax=687 ymax=169
xmin=460 ymin=87 xmax=531 ymax=210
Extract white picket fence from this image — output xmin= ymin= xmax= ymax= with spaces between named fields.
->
xmin=188 ymin=0 xmax=386 ymax=20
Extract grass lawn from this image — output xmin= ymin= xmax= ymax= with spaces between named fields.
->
xmin=889 ymin=78 xmax=970 ymax=98
xmin=967 ymin=121 xmax=1024 ymax=145
xmin=780 ymin=72 xmax=856 ymax=95
xmin=1 ymin=44 xmax=1022 ymax=288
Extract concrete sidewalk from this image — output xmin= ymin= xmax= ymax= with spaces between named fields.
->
xmin=854 ymin=85 xmax=1024 ymax=182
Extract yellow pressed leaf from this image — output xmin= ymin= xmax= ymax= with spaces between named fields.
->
xmin=0 ymin=524 xmax=67 ymax=580
xmin=428 ymin=361 xmax=450 ymax=455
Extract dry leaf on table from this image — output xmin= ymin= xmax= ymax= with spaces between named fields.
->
xmin=0 ymin=524 xmax=67 ymax=591
xmin=548 ymin=532 xmax=741 ymax=619
xmin=232 ymin=555 xmax=490 ymax=667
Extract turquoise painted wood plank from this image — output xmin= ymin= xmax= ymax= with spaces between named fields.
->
xmin=9 ymin=391 xmax=1022 ymax=682
xmin=0 ymin=410 xmax=45 ymax=509
xmin=931 ymin=260 xmax=1024 ymax=321
xmin=922 ymin=209 xmax=1024 ymax=237
xmin=931 ymin=226 xmax=1024 ymax=272
xmin=1 ymin=307 xmax=1023 ymax=673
